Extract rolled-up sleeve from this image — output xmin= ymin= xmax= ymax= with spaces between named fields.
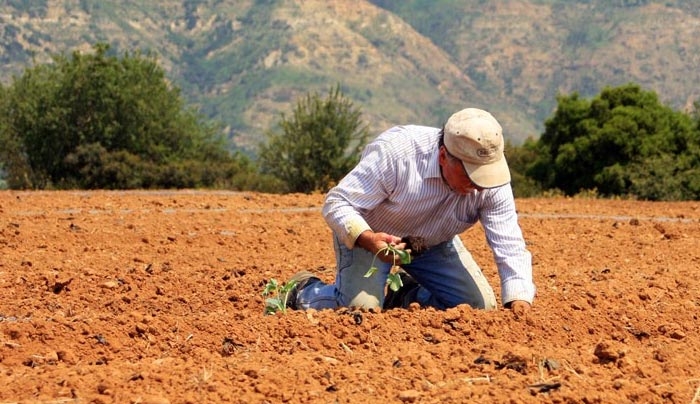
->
xmin=322 ymin=141 xmax=396 ymax=249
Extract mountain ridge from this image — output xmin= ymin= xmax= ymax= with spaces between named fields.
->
xmin=1 ymin=0 xmax=698 ymax=149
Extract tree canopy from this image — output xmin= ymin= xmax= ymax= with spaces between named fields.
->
xmin=0 ymin=43 xmax=257 ymax=190
xmin=258 ymin=85 xmax=370 ymax=193
xmin=525 ymin=83 xmax=700 ymax=200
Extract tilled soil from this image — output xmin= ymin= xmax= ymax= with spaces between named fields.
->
xmin=0 ymin=191 xmax=699 ymax=403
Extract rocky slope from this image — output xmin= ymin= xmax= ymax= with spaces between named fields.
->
xmin=1 ymin=0 xmax=698 ymax=149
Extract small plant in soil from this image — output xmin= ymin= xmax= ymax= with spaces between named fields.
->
xmin=364 ymin=235 xmax=426 ymax=292
xmin=262 ymin=278 xmax=297 ymax=315
xmin=364 ymin=244 xmax=410 ymax=292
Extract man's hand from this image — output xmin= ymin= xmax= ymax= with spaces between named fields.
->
xmin=355 ymin=230 xmax=405 ymax=263
xmin=507 ymin=300 xmax=531 ymax=317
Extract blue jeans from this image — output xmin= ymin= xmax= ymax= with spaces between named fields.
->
xmin=296 ymin=234 xmax=497 ymax=310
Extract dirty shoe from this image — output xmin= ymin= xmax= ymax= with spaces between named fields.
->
xmin=284 ymin=271 xmax=320 ymax=310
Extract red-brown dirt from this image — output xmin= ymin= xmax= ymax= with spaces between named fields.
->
xmin=1 ymin=191 xmax=699 ymax=404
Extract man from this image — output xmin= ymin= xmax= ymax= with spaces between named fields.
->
xmin=285 ymin=108 xmax=535 ymax=314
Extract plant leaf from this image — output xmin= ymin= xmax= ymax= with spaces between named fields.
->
xmin=280 ymin=279 xmax=297 ymax=294
xmin=387 ymin=273 xmax=403 ymax=292
xmin=264 ymin=297 xmax=283 ymax=315
xmin=395 ymin=249 xmax=411 ymax=265
xmin=262 ymin=279 xmax=279 ymax=296
xmin=364 ymin=266 xmax=378 ymax=278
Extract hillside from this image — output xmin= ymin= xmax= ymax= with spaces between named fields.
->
xmin=374 ymin=0 xmax=700 ymax=127
xmin=1 ymin=0 xmax=699 ymax=150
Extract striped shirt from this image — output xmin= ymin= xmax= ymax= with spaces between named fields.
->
xmin=322 ymin=124 xmax=535 ymax=303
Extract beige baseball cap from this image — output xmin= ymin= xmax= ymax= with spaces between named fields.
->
xmin=443 ymin=108 xmax=511 ymax=188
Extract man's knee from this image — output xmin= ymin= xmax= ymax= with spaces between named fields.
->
xmin=346 ymin=291 xmax=381 ymax=309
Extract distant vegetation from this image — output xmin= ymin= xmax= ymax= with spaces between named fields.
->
xmin=0 ymin=45 xmax=364 ymax=194
xmin=509 ymin=84 xmax=700 ymax=200
xmin=258 ymin=85 xmax=370 ymax=194
xmin=1 ymin=45 xmax=699 ymax=200
xmin=0 ymin=44 xmax=263 ymax=190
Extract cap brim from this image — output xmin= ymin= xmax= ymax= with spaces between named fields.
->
xmin=462 ymin=156 xmax=511 ymax=188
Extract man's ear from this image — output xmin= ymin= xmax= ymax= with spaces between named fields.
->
xmin=438 ymin=145 xmax=447 ymax=164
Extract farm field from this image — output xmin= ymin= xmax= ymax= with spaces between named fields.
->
xmin=1 ymin=190 xmax=699 ymax=403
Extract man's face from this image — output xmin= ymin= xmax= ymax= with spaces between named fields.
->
xmin=438 ymin=145 xmax=483 ymax=195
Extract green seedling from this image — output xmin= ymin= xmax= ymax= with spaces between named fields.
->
xmin=262 ymin=278 xmax=297 ymax=315
xmin=364 ymin=244 xmax=411 ymax=292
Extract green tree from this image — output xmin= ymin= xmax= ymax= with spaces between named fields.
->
xmin=527 ymin=83 xmax=700 ymax=200
xmin=505 ymin=138 xmax=543 ymax=198
xmin=258 ymin=85 xmax=370 ymax=193
xmin=0 ymin=43 xmax=256 ymax=190
xmin=692 ymin=100 xmax=700 ymax=131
